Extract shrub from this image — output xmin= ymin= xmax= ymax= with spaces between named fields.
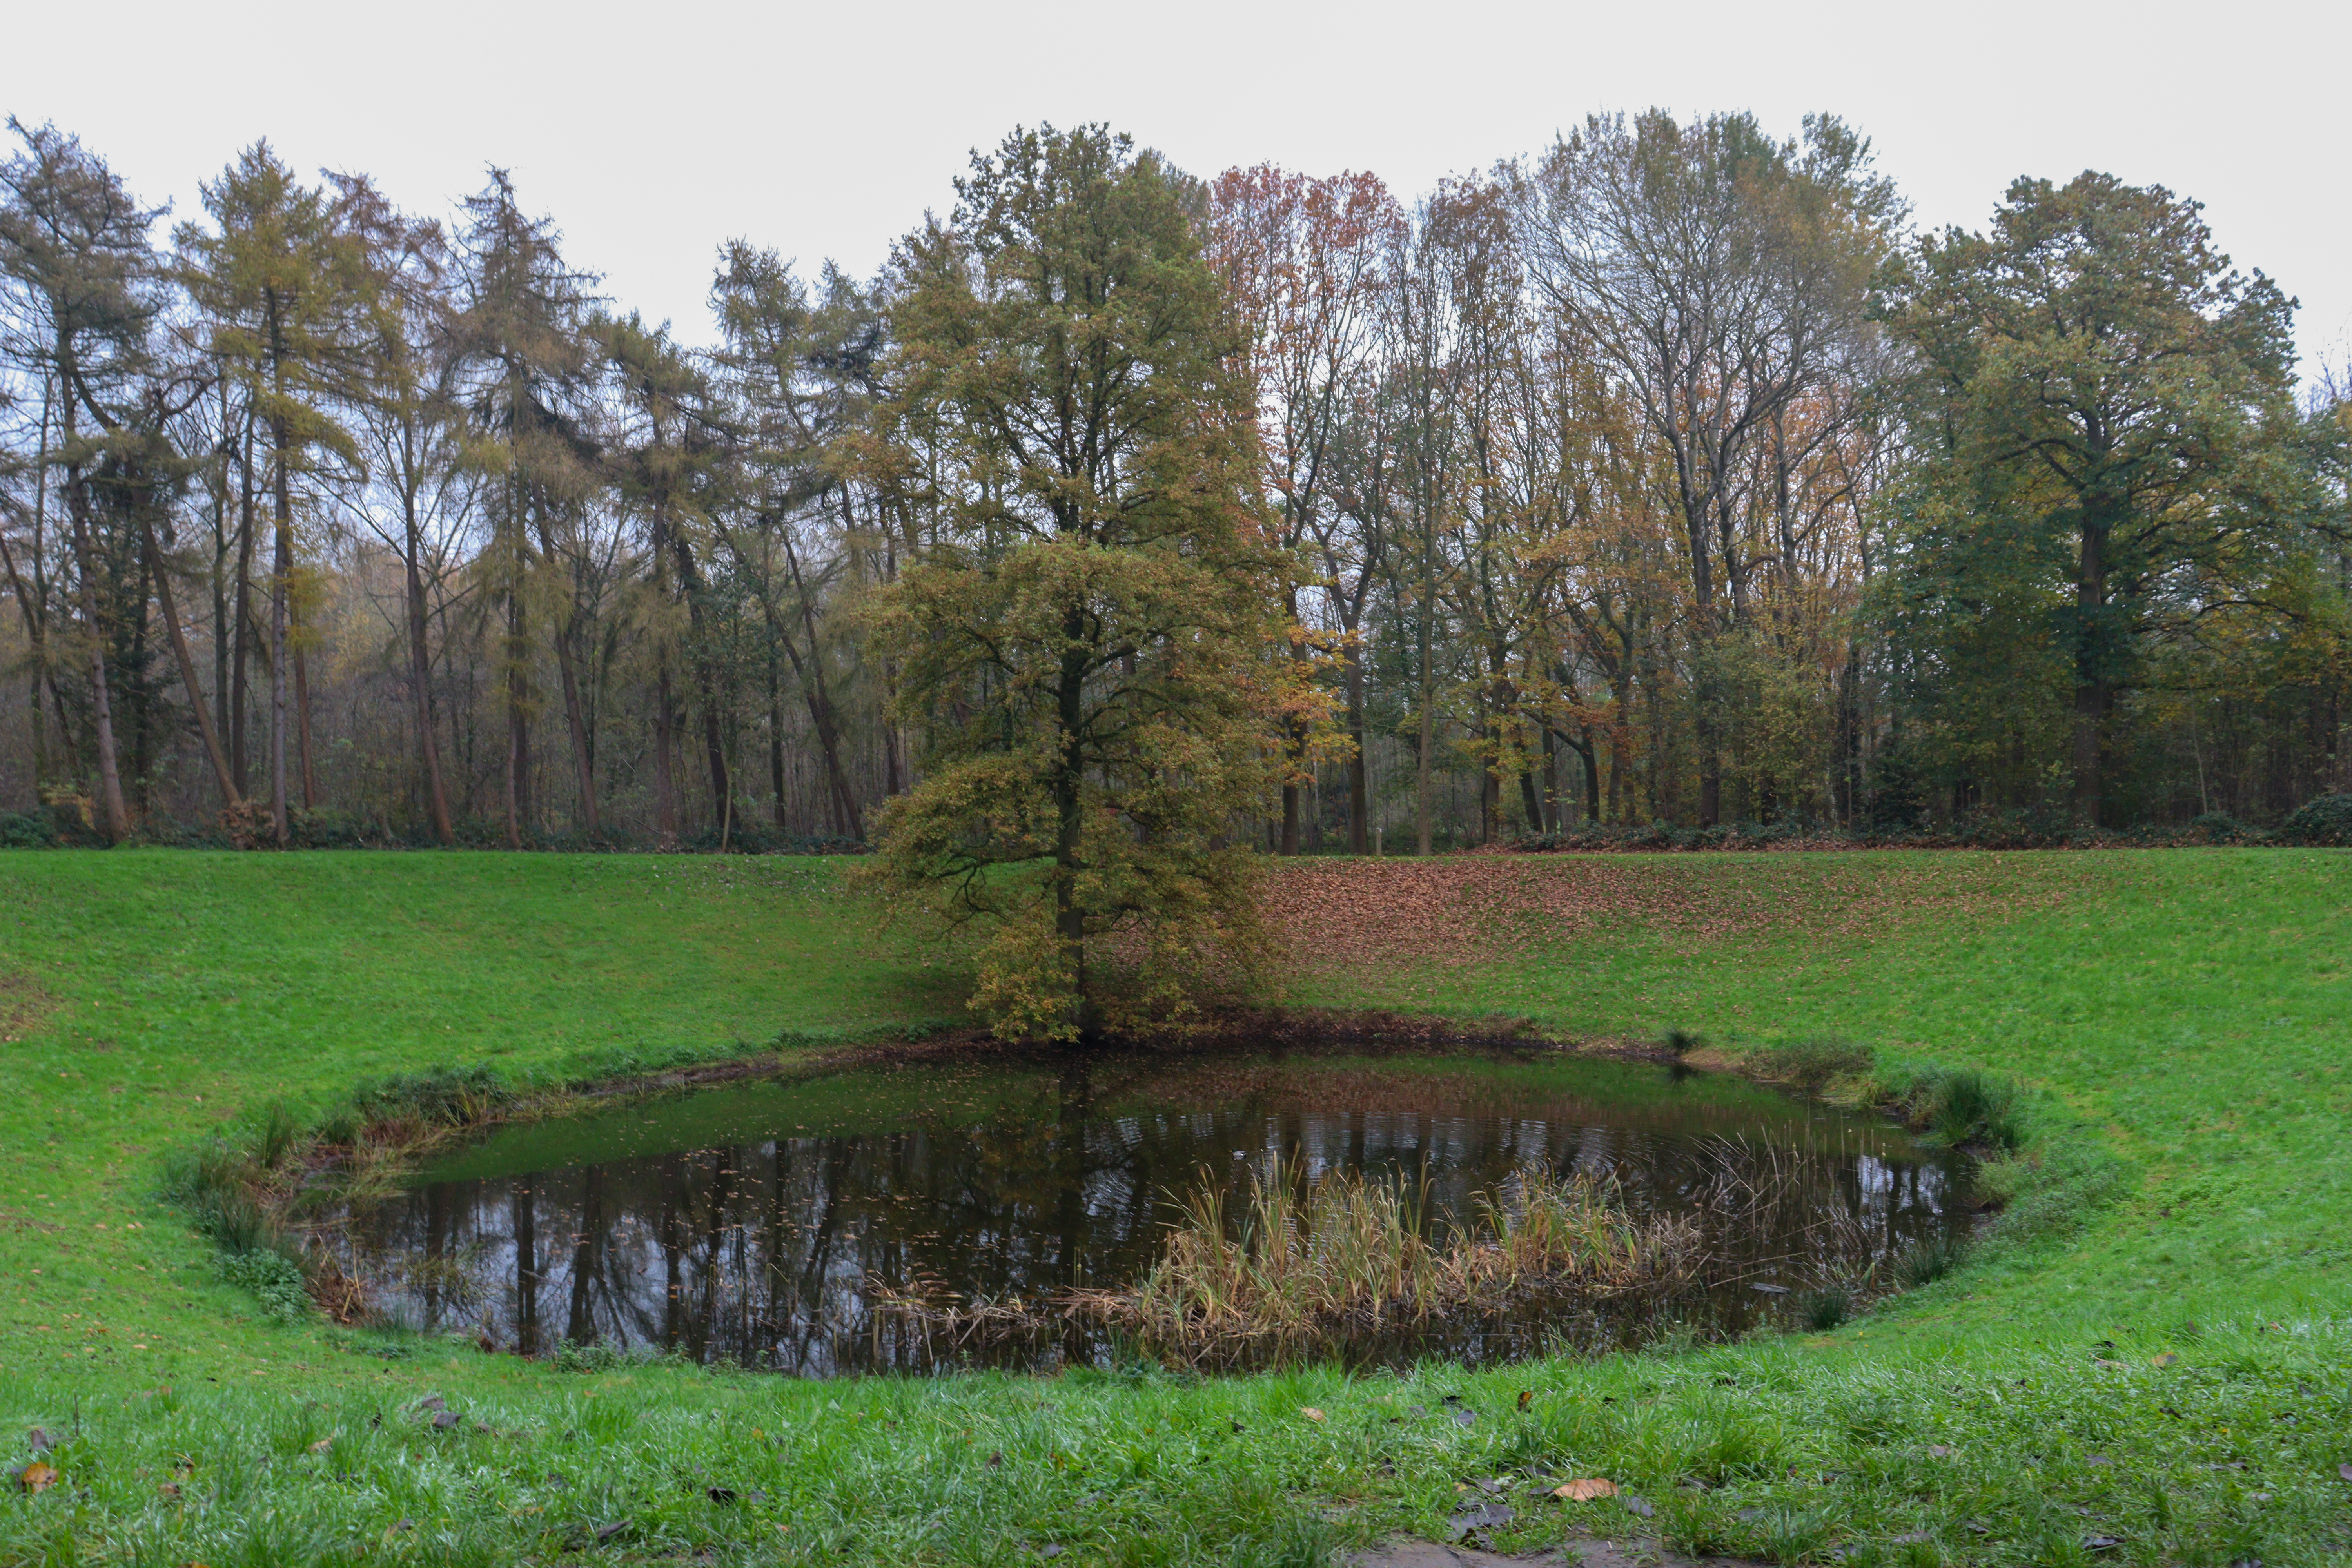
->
xmin=552 ymin=1339 xmax=627 ymax=1372
xmin=0 ymin=810 xmax=57 ymax=848
xmin=215 ymin=1245 xmax=312 ymax=1324
xmin=347 ymin=1064 xmax=513 ymax=1129
xmin=2276 ymin=792 xmax=2352 ymax=847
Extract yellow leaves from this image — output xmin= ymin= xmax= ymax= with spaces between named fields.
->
xmin=2151 ymin=1351 xmax=2180 ymax=1368
xmin=18 ymin=1461 xmax=56 ymax=1494
xmin=1299 ymin=1407 xmax=1325 ymax=1423
xmin=1552 ymin=1477 xmax=1616 ymax=1502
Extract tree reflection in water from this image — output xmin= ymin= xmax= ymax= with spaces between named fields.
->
xmin=347 ymin=1056 xmax=1968 ymax=1374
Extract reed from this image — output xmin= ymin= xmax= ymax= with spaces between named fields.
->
xmin=882 ymin=1158 xmax=1711 ymax=1372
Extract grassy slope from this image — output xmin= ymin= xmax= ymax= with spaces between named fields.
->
xmin=2 ymin=849 xmax=2348 ymax=1568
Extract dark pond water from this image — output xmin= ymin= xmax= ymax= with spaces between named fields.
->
xmin=343 ymin=1048 xmax=1971 ymax=1375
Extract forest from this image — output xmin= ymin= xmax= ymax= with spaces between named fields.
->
xmin=2 ymin=111 xmax=2346 ymax=854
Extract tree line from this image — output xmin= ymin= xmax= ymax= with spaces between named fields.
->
xmin=1 ymin=113 xmax=2345 ymax=857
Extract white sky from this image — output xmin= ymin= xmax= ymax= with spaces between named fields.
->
xmin=7 ymin=0 xmax=2346 ymax=376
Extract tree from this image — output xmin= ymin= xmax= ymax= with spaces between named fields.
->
xmin=178 ymin=142 xmax=367 ymax=838
xmin=335 ymin=173 xmax=465 ymax=844
xmin=868 ymin=125 xmax=1278 ymax=1040
xmin=453 ymin=170 xmax=601 ymax=845
xmin=1520 ymin=111 xmax=1897 ymax=823
xmin=708 ymin=248 xmax=878 ymax=840
xmin=1880 ymin=171 xmax=2304 ymax=824
xmin=599 ymin=310 xmax=725 ymax=840
xmin=0 ymin=120 xmax=169 ymax=842
xmin=1208 ymin=165 xmax=1401 ymax=853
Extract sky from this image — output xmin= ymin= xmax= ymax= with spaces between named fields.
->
xmin=6 ymin=0 xmax=2346 ymax=376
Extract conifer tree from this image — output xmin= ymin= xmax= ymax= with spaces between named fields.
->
xmin=0 ymin=120 xmax=169 ymax=842
xmin=452 ymin=170 xmax=599 ymax=844
xmin=178 ymin=142 xmax=366 ymax=840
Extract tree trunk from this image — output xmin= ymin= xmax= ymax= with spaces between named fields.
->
xmin=0 ymin=532 xmax=49 ymax=797
xmin=777 ymin=532 xmax=864 ymax=840
xmin=142 ymin=515 xmax=241 ymax=809
xmin=268 ymin=428 xmax=292 ymax=844
xmin=1053 ymin=626 xmax=1091 ymax=1036
xmin=2071 ymin=520 xmax=2110 ymax=826
xmin=293 ymin=637 xmax=316 ymax=811
xmin=402 ymin=488 xmax=454 ymax=845
xmin=768 ymin=653 xmax=788 ymax=831
xmin=230 ymin=423 xmax=256 ymax=796
xmin=653 ymin=662 xmax=678 ymax=841
xmin=64 ymin=457 xmax=129 ymax=844
xmin=532 ymin=514 xmax=601 ymax=839
xmin=1415 ymin=581 xmax=1435 ymax=855
xmin=1343 ymin=648 xmax=1369 ymax=854
xmin=505 ymin=579 xmax=529 ymax=848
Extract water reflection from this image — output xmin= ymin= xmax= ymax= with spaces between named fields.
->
xmin=348 ymin=1053 xmax=1966 ymax=1374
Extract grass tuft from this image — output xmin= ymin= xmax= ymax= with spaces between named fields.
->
xmin=1894 ymin=1232 xmax=1967 ymax=1288
xmin=1796 ymin=1285 xmax=1853 ymax=1330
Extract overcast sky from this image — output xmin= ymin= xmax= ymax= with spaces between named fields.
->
xmin=7 ymin=0 xmax=2345 ymax=376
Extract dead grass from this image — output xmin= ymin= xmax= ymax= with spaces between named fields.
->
xmin=0 ymin=969 xmax=58 ymax=1043
xmin=878 ymin=1159 xmax=1713 ymax=1373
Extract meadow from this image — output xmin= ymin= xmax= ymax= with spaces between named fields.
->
xmin=2 ymin=848 xmax=2348 ymax=1567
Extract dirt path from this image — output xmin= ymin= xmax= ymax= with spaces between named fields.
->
xmin=1347 ymin=1533 xmax=1764 ymax=1568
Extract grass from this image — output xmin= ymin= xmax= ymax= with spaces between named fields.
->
xmin=1 ymin=847 xmax=2349 ymax=1566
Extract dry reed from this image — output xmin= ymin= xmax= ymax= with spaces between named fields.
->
xmin=877 ymin=1158 xmax=1711 ymax=1371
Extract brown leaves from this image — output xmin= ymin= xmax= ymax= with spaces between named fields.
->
xmin=1299 ymin=1407 xmax=1325 ymax=1423
xmin=17 ymin=1461 xmax=56 ymax=1494
xmin=1552 ymin=1477 xmax=1617 ymax=1501
xmin=1261 ymin=854 xmax=2076 ymax=975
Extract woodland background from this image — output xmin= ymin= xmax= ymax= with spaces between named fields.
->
xmin=2 ymin=112 xmax=2345 ymax=853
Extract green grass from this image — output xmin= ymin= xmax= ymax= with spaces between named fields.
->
xmin=4 ymin=848 xmax=2351 ymax=1566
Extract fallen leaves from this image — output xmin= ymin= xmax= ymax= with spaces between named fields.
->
xmin=1553 ymin=1477 xmax=1617 ymax=1501
xmin=2152 ymin=1352 xmax=2180 ymax=1368
xmin=1262 ymin=855 xmax=2079 ymax=973
xmin=1299 ymin=1407 xmax=1325 ymax=1423
xmin=18 ymin=1461 xmax=57 ymax=1494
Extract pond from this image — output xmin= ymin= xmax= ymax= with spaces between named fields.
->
xmin=340 ymin=1047 xmax=1972 ymax=1375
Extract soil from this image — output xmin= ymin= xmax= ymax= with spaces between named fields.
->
xmin=1347 ymin=1531 xmax=1764 ymax=1568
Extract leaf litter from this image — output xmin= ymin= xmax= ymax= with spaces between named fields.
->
xmin=1265 ymin=856 xmax=2080 ymax=973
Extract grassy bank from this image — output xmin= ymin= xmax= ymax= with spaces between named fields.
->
xmin=3 ymin=849 xmax=2349 ymax=1566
